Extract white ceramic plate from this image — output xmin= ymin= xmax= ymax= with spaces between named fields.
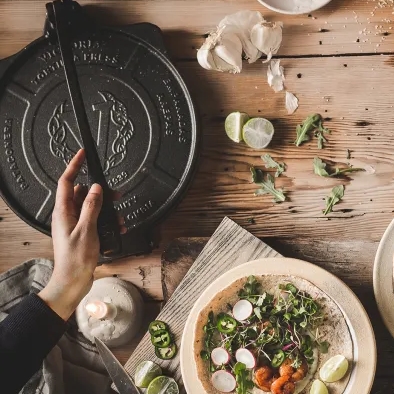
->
xmin=257 ymin=0 xmax=332 ymax=15
xmin=373 ymin=218 xmax=394 ymax=337
xmin=181 ymin=258 xmax=376 ymax=394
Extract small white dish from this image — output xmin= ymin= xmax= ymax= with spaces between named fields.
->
xmin=374 ymin=218 xmax=394 ymax=337
xmin=257 ymin=0 xmax=332 ymax=15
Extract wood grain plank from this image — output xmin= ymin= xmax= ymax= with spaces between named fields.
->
xmin=160 ymin=237 xmax=394 ymax=393
xmin=1 ymin=0 xmax=394 ymax=60
xmin=121 ymin=217 xmax=280 ymax=393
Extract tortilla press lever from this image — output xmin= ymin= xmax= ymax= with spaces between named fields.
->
xmin=46 ymin=0 xmax=122 ymax=258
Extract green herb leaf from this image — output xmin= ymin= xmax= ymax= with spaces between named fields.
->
xmin=254 ymin=307 xmax=262 ymax=320
xmin=319 ymin=341 xmax=330 ymax=353
xmin=314 ymin=157 xmax=364 ymax=177
xmin=261 ymin=154 xmax=286 ymax=177
xmin=313 ymin=157 xmax=330 ymax=177
xmin=234 ymin=362 xmax=254 ymax=394
xmin=294 ymin=114 xmax=322 ymax=146
xmin=323 ymin=185 xmax=345 ymax=215
xmin=285 ymin=283 xmax=298 ymax=295
xmin=200 ymin=350 xmax=210 ymax=360
xmin=251 ymin=169 xmax=286 ymax=203
xmin=295 ymin=114 xmax=331 ymax=148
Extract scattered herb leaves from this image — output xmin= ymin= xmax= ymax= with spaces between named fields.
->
xmin=251 ymin=168 xmax=286 ymax=203
xmin=295 ymin=114 xmax=331 ymax=149
xmin=346 ymin=149 xmax=351 ymax=160
xmin=261 ymin=154 xmax=286 ymax=177
xmin=313 ymin=157 xmax=364 ymax=177
xmin=323 ymin=185 xmax=345 ymax=215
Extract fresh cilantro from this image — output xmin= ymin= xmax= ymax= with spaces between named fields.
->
xmin=318 ymin=341 xmax=330 ymax=354
xmin=261 ymin=154 xmax=286 ymax=177
xmin=313 ymin=157 xmax=364 ymax=177
xmin=251 ymin=168 xmax=286 ymax=203
xmin=323 ymin=185 xmax=345 ymax=215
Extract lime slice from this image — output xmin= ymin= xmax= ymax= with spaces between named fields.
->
xmin=310 ymin=379 xmax=328 ymax=394
xmin=146 ymin=376 xmax=179 ymax=394
xmin=242 ymin=117 xmax=274 ymax=149
xmin=225 ymin=112 xmax=249 ymax=143
xmin=319 ymin=355 xmax=349 ymax=383
xmin=134 ymin=361 xmax=162 ymax=388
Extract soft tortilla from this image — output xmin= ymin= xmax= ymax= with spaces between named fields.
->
xmin=194 ymin=275 xmax=353 ymax=394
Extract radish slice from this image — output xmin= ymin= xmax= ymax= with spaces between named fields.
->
xmin=211 ymin=370 xmax=237 ymax=392
xmin=233 ymin=299 xmax=253 ymax=321
xmin=211 ymin=347 xmax=231 ymax=366
xmin=235 ymin=348 xmax=256 ymax=369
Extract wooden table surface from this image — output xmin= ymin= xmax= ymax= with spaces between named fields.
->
xmin=1 ymin=0 xmax=394 ymax=391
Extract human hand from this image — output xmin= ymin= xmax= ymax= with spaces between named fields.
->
xmin=39 ymin=149 xmax=126 ymax=320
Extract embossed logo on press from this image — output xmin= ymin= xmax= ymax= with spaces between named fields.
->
xmin=47 ymin=91 xmax=134 ymax=175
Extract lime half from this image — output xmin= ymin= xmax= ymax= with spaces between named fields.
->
xmin=310 ymin=379 xmax=328 ymax=394
xmin=242 ymin=117 xmax=274 ymax=149
xmin=225 ymin=112 xmax=249 ymax=143
xmin=147 ymin=376 xmax=179 ymax=394
xmin=134 ymin=361 xmax=162 ymax=388
xmin=319 ymin=355 xmax=349 ymax=383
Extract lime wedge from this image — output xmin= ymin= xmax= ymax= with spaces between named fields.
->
xmin=319 ymin=355 xmax=349 ymax=383
xmin=225 ymin=112 xmax=249 ymax=143
xmin=147 ymin=376 xmax=179 ymax=394
xmin=242 ymin=117 xmax=274 ymax=149
xmin=134 ymin=361 xmax=162 ymax=388
xmin=310 ymin=379 xmax=328 ymax=394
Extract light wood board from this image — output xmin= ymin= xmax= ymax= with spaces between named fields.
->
xmin=120 ymin=217 xmax=280 ymax=392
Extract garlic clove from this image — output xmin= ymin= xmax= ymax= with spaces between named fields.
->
xmin=251 ymin=21 xmax=283 ymax=62
xmin=219 ymin=11 xmax=265 ymax=63
xmin=197 ymin=47 xmax=216 ymax=70
xmin=197 ymin=27 xmax=243 ymax=73
xmin=267 ymin=60 xmax=285 ymax=93
xmin=213 ymin=32 xmax=243 ymax=73
xmin=285 ymin=91 xmax=299 ymax=115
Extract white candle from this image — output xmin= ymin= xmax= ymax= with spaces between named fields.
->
xmin=85 ymin=300 xmax=117 ymax=320
xmin=76 ymin=278 xmax=143 ymax=348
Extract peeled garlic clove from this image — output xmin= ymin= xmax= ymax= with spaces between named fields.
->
xmin=251 ymin=21 xmax=283 ymax=61
xmin=219 ymin=11 xmax=265 ymax=63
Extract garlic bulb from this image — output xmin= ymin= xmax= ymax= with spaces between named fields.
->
xmin=218 ymin=10 xmax=264 ymax=63
xmin=251 ymin=21 xmax=283 ymax=62
xmin=197 ymin=27 xmax=243 ymax=73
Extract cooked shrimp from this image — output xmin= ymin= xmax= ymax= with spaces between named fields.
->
xmin=254 ymin=365 xmax=274 ymax=392
xmin=271 ymin=375 xmax=295 ymax=394
xmin=260 ymin=321 xmax=274 ymax=335
xmin=279 ymin=357 xmax=308 ymax=382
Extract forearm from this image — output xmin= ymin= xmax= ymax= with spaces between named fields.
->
xmin=0 ymin=293 xmax=67 ymax=394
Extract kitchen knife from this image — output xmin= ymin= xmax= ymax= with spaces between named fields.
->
xmin=46 ymin=0 xmax=122 ymax=258
xmin=94 ymin=337 xmax=141 ymax=394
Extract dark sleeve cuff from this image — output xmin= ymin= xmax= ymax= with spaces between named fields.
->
xmin=0 ymin=293 xmax=68 ymax=393
xmin=3 ymin=293 xmax=67 ymax=343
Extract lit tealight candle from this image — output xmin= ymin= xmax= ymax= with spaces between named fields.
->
xmin=85 ymin=300 xmax=117 ymax=320
xmin=76 ymin=277 xmax=143 ymax=348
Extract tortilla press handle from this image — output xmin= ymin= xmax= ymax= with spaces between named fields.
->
xmin=46 ymin=0 xmax=122 ymax=258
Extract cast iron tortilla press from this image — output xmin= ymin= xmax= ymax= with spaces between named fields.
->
xmin=0 ymin=0 xmax=199 ymax=262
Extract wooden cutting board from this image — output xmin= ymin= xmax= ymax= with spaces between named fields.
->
xmin=120 ymin=217 xmax=281 ymax=392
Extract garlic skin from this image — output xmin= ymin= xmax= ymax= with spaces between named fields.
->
xmin=218 ymin=10 xmax=264 ymax=63
xmin=267 ymin=60 xmax=285 ymax=93
xmin=285 ymin=91 xmax=299 ymax=115
xmin=197 ymin=27 xmax=243 ymax=73
xmin=251 ymin=21 xmax=283 ymax=62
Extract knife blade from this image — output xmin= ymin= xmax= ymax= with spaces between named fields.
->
xmin=94 ymin=337 xmax=141 ymax=394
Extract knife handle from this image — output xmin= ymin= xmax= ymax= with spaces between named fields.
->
xmin=97 ymin=190 xmax=122 ymax=257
